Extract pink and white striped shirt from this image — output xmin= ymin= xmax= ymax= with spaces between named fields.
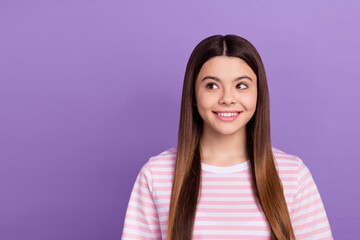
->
xmin=122 ymin=147 xmax=333 ymax=239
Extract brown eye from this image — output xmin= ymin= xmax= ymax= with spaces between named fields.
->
xmin=206 ymin=83 xmax=219 ymax=90
xmin=237 ymin=83 xmax=248 ymax=90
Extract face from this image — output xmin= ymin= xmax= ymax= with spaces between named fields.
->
xmin=194 ymin=56 xmax=258 ymax=136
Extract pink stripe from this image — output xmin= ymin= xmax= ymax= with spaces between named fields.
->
xmin=124 ymin=223 xmax=161 ymax=234
xmin=296 ymin=226 xmax=332 ymax=239
xmin=292 ymin=197 xmax=323 ymax=216
xmin=128 ymin=203 xmax=157 ymax=212
xmin=292 ymin=204 xmax=325 ymax=222
xmin=294 ymin=216 xmax=330 ymax=230
xmin=126 ymin=207 xmax=158 ymax=219
xmin=153 ymin=179 xmax=173 ymax=183
xmin=276 ymin=162 xmax=298 ymax=167
xmin=198 ymin=200 xmax=259 ymax=205
xmin=279 ymin=169 xmax=298 ymax=174
xmin=275 ymin=155 xmax=299 ymax=160
xmin=195 ymin=216 xmax=268 ymax=222
xmin=122 ymin=232 xmax=160 ymax=239
xmin=194 ymin=225 xmax=270 ymax=231
xmin=196 ymin=208 xmax=263 ymax=213
xmin=192 ymin=234 xmax=270 ymax=239
xmin=317 ymin=236 xmax=333 ymax=240
xmin=124 ymin=214 xmax=159 ymax=226
xmin=151 ymin=171 xmax=174 ymax=175
xmin=200 ymin=185 xmax=253 ymax=190
xmin=293 ymin=187 xmax=319 ymax=205
xmin=201 ymin=177 xmax=251 ymax=181
xmin=151 ymin=164 xmax=175 ymax=168
xmin=131 ymin=186 xmax=153 ymax=201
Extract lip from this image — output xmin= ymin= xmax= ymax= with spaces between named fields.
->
xmin=212 ymin=111 xmax=241 ymax=122
xmin=213 ymin=110 xmax=241 ymax=113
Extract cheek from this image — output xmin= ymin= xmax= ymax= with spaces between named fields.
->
xmin=240 ymin=93 xmax=257 ymax=110
xmin=197 ymin=93 xmax=216 ymax=108
xmin=196 ymin=94 xmax=214 ymax=117
xmin=197 ymin=100 xmax=209 ymax=115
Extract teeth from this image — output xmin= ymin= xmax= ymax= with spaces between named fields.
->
xmin=217 ymin=112 xmax=238 ymax=117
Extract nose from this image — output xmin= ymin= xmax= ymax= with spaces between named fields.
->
xmin=219 ymin=87 xmax=235 ymax=105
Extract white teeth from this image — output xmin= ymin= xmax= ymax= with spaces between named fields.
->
xmin=217 ymin=112 xmax=238 ymax=117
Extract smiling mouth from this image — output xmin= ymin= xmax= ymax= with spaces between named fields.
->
xmin=213 ymin=111 xmax=241 ymax=117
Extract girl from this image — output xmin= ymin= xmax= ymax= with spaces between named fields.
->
xmin=121 ymin=35 xmax=333 ymax=240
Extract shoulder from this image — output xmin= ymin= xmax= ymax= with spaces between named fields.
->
xmin=271 ymin=147 xmax=316 ymax=203
xmin=140 ymin=147 xmax=177 ymax=176
xmin=148 ymin=147 xmax=177 ymax=165
xmin=271 ymin=147 xmax=309 ymax=177
xmin=272 ymin=147 xmax=304 ymax=166
xmin=134 ymin=147 xmax=177 ymax=192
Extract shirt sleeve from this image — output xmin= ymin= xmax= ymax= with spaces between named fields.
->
xmin=121 ymin=162 xmax=162 ymax=240
xmin=290 ymin=157 xmax=333 ymax=240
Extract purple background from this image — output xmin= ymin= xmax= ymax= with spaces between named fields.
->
xmin=1 ymin=1 xmax=359 ymax=239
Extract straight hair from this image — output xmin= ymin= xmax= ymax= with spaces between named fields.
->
xmin=167 ymin=34 xmax=295 ymax=240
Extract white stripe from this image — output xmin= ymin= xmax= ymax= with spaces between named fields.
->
xmin=302 ymin=231 xmax=332 ymax=240
xmin=122 ymin=228 xmax=160 ymax=238
xmin=193 ymin=229 xmax=270 ymax=236
xmin=293 ymin=211 xmax=328 ymax=227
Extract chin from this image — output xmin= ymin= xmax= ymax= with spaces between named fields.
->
xmin=215 ymin=128 xmax=243 ymax=136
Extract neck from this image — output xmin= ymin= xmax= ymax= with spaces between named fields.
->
xmin=199 ymin=125 xmax=249 ymax=167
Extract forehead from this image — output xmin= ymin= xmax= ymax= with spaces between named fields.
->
xmin=197 ymin=56 xmax=257 ymax=81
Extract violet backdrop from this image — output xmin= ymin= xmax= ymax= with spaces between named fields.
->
xmin=0 ymin=1 xmax=359 ymax=239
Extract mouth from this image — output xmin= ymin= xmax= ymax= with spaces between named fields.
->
xmin=212 ymin=111 xmax=242 ymax=122
xmin=212 ymin=111 xmax=241 ymax=117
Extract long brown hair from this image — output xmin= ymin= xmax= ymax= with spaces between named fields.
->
xmin=167 ymin=35 xmax=295 ymax=240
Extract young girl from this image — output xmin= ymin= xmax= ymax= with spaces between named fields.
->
xmin=121 ymin=35 xmax=333 ymax=240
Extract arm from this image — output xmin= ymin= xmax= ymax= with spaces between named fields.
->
xmin=121 ymin=162 xmax=162 ymax=240
xmin=290 ymin=157 xmax=333 ymax=240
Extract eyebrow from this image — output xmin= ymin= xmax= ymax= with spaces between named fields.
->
xmin=201 ymin=75 xmax=253 ymax=82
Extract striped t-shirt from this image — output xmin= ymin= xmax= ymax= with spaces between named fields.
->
xmin=122 ymin=147 xmax=333 ymax=239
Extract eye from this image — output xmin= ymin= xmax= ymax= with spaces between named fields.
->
xmin=237 ymin=83 xmax=248 ymax=90
xmin=205 ymin=82 xmax=219 ymax=90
